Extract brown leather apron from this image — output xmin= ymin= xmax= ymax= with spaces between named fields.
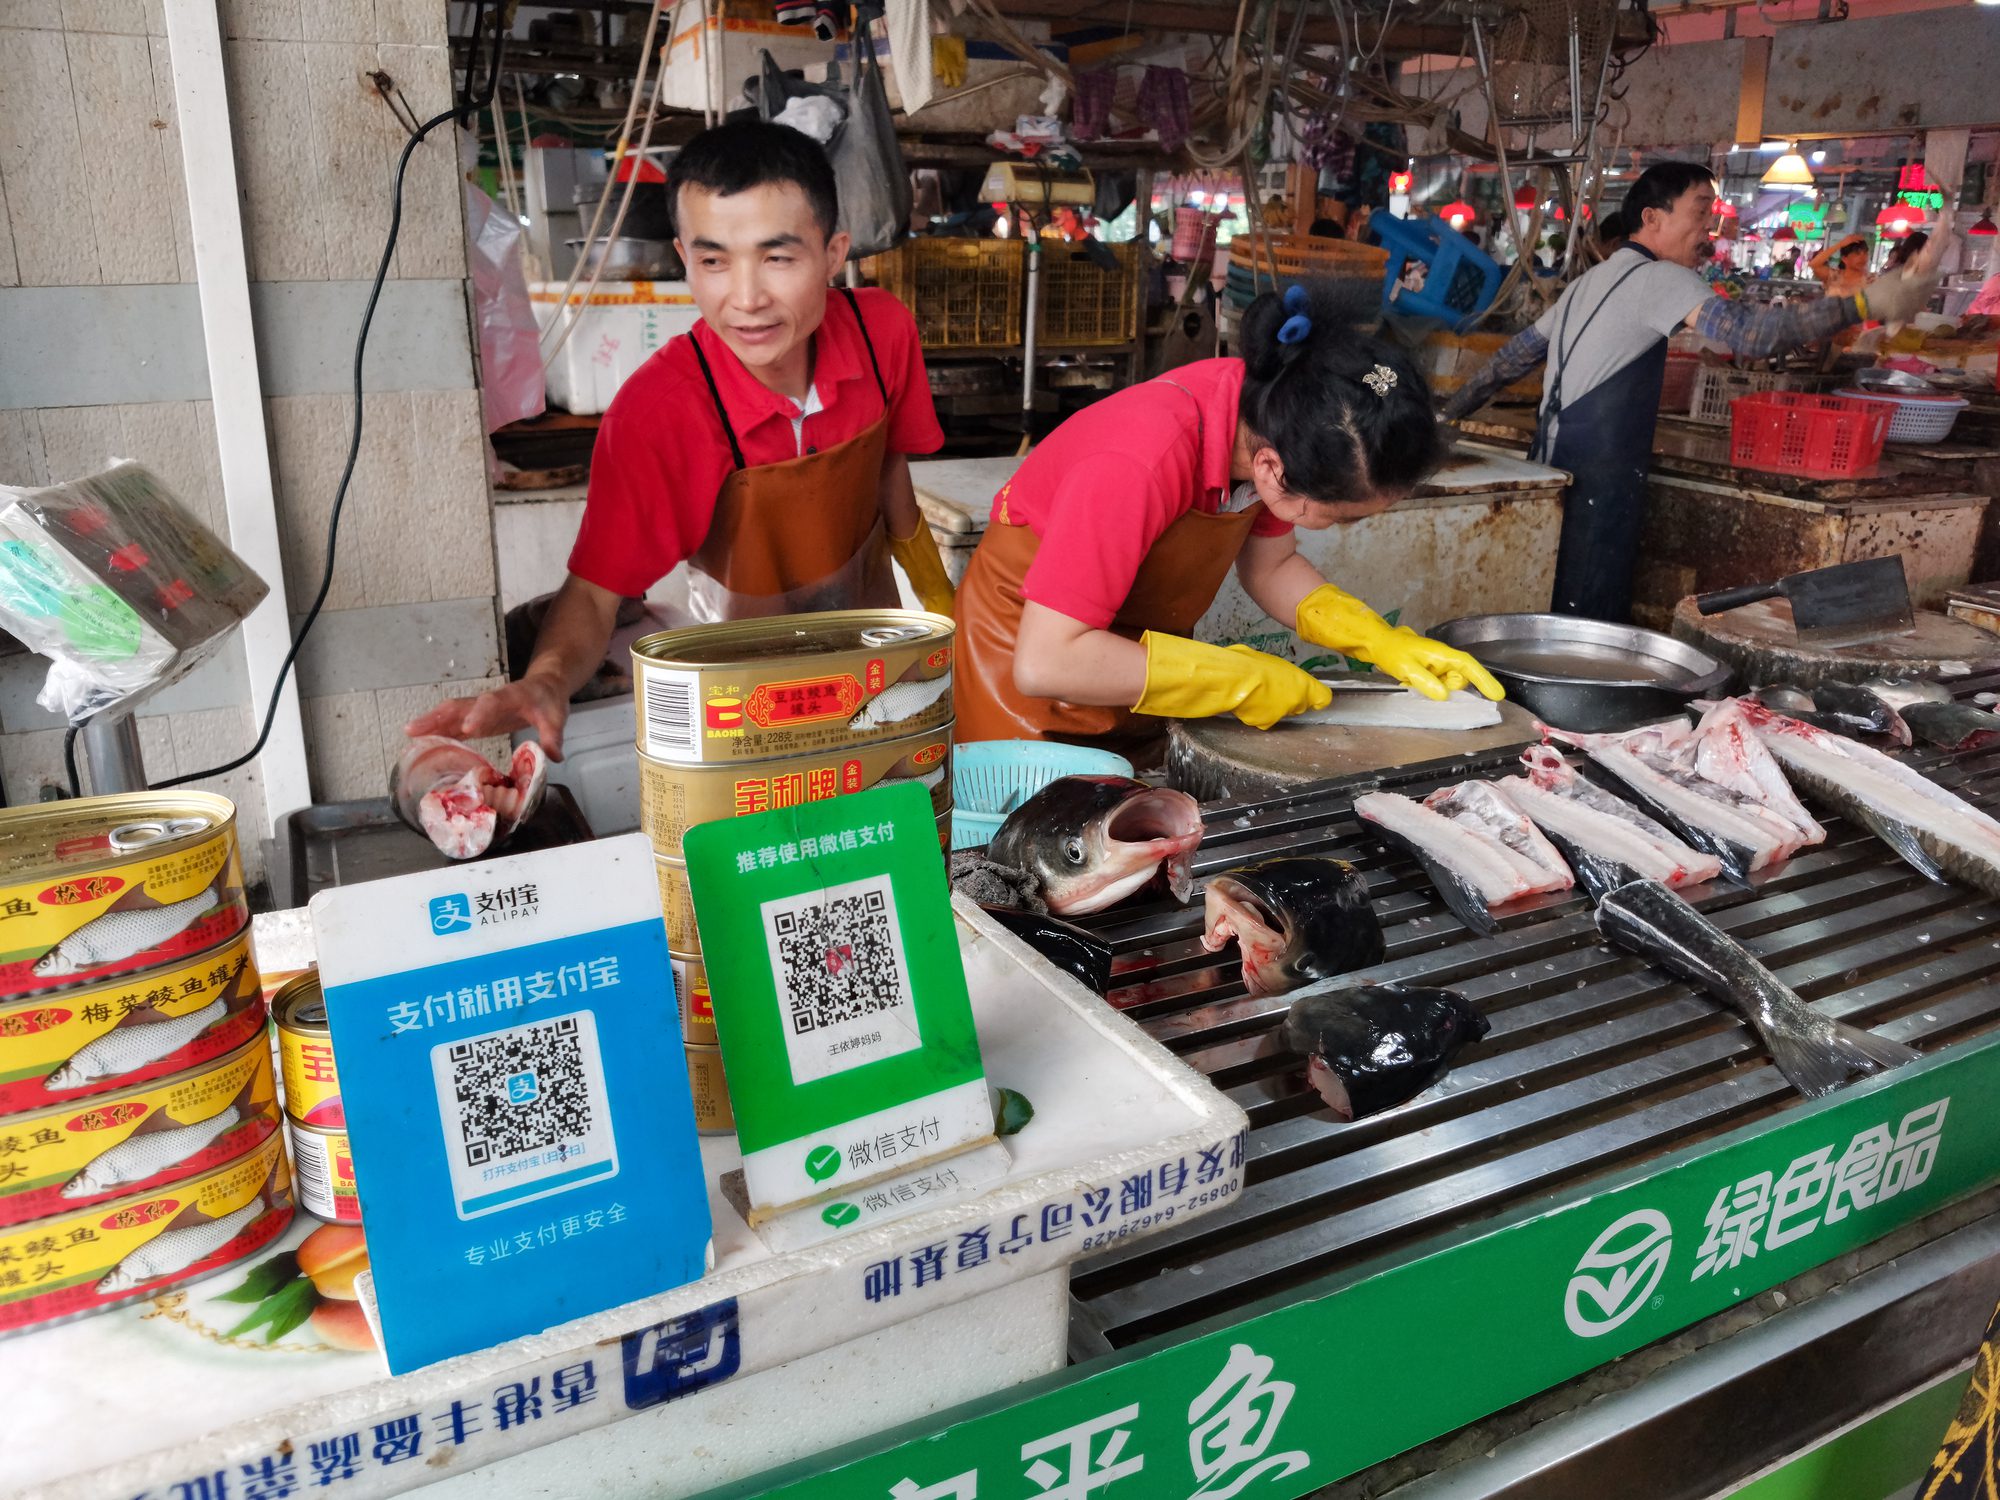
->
xmin=684 ymin=286 xmax=897 ymax=621
xmin=955 ymin=382 xmax=1265 ymax=745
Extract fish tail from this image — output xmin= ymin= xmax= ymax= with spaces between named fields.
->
xmin=1825 ymin=1020 xmax=1921 ymax=1076
xmin=1757 ymin=1012 xmax=1918 ymax=1099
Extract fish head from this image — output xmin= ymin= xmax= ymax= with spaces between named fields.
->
xmin=1203 ymin=874 xmax=1296 ymax=996
xmin=1859 ymin=676 xmax=1950 ymax=710
xmin=97 ymin=1263 xmax=145 ymax=1294
xmin=1204 ymin=859 xmax=1381 ymax=997
xmin=1520 ymin=744 xmax=1572 ymax=787
xmin=1751 ymin=684 xmax=1817 ymax=714
xmin=32 ymin=944 xmax=80 ymax=979
xmin=988 ymin=776 xmax=1204 ymax=915
xmin=1283 ymin=983 xmax=1488 ymax=1122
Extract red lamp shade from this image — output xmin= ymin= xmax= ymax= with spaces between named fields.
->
xmin=1715 ymin=199 xmax=1739 ymax=219
xmin=1969 ymin=213 xmax=1999 ymax=238
xmin=1439 ymin=200 xmax=1476 ymax=229
xmin=1772 ymin=225 xmax=1797 ymax=242
xmin=1875 ymin=204 xmax=1917 ymax=237
xmin=1513 ymin=182 xmax=1537 ymax=208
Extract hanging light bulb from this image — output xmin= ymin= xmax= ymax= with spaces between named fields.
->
xmin=1513 ymin=181 xmax=1536 ymax=209
xmin=1969 ymin=211 xmax=1999 ymax=237
xmin=1760 ymin=143 xmax=1815 ymax=188
xmin=1439 ymin=200 xmax=1476 ymax=231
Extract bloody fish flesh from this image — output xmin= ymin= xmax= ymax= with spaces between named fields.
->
xmin=1595 ymin=879 xmax=1918 ymax=1098
xmin=393 ymin=737 xmax=549 ymax=860
xmin=1200 ymin=857 xmax=1384 ymax=997
xmin=1496 ymin=746 xmax=1723 ymax=900
xmin=986 ymin=775 xmax=1204 ymax=915
xmin=1281 ymin=984 xmax=1489 ymax=1121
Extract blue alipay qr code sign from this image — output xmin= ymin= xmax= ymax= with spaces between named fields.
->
xmin=322 ymin=917 xmax=711 ymax=1374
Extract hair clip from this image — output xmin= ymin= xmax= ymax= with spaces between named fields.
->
xmin=1282 ymin=283 xmax=1309 ymax=313
xmin=1277 ymin=313 xmax=1313 ymax=345
xmin=1362 ymin=363 xmax=1397 ymax=396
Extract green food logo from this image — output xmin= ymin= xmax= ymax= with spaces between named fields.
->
xmin=805 ymin=1144 xmax=841 ymax=1182
xmin=821 ymin=1202 xmax=860 ymax=1228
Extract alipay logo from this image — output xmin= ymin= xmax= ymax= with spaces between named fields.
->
xmin=1565 ymin=1209 xmax=1673 ymax=1338
xmin=429 ymin=894 xmax=474 ymax=935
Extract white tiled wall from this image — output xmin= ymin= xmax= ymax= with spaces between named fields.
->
xmin=0 ymin=0 xmax=499 ymax=887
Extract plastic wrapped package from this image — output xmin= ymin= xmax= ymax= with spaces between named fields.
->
xmin=464 ymin=182 xmax=546 ymax=435
xmin=0 ymin=462 xmax=268 ymax=723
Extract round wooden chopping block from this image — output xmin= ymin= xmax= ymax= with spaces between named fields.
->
xmin=1166 ymin=702 xmax=1543 ymax=801
xmin=1669 ymin=597 xmax=2000 ymax=690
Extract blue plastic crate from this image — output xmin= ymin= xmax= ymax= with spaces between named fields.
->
xmin=951 ymin=740 xmax=1135 ymax=850
xmin=1374 ymin=213 xmax=1504 ymax=329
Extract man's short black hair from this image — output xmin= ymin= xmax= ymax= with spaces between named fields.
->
xmin=1623 ymin=160 xmax=1716 ymax=226
xmin=667 ymin=120 xmax=840 ymax=240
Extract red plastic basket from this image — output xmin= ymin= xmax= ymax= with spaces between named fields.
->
xmin=1728 ymin=392 xmax=1891 ymax=479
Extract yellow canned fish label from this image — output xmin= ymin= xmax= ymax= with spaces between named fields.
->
xmin=0 ymin=1128 xmax=291 ymax=1336
xmin=655 ymin=857 xmax=700 ymax=952
xmin=637 ymin=727 xmax=952 ymax=857
xmin=275 ymin=975 xmax=342 ymax=1129
xmin=669 ymin=953 xmax=718 ymax=1046
xmin=287 ymin=1119 xmax=361 ymax=1224
xmin=0 ymin=792 xmax=247 ymax=1002
xmin=633 ymin=611 xmax=953 ymax=765
xmin=685 ymin=1044 xmax=733 ymax=1135
xmin=0 ymin=1030 xmax=279 ymax=1229
xmin=0 ymin=928 xmax=264 ymax=1115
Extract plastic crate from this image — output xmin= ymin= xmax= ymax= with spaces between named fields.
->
xmin=1373 ymin=214 xmax=1504 ymax=327
xmin=1689 ymin=364 xmax=1799 ymax=425
xmin=951 ymin=741 xmax=1136 ymax=850
xmin=865 ymin=239 xmax=1023 ymax=350
xmin=1729 ymin=393 xmax=1891 ymax=480
xmin=1034 ymin=243 xmax=1142 ymax=347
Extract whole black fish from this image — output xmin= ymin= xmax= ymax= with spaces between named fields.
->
xmin=1595 ymin=879 xmax=1917 ymax=1098
xmin=979 ymin=906 xmax=1114 ymax=993
xmin=986 ymin=776 xmax=1204 ymax=915
xmin=1200 ymin=858 xmax=1384 ymax=996
xmin=1281 ymin=984 xmax=1489 ymax=1121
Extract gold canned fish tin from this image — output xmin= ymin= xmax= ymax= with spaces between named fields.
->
xmin=669 ymin=952 xmax=718 ymax=1046
xmin=654 ymin=806 xmax=953 ymax=952
xmin=274 ymin=972 xmax=343 ymax=1128
xmin=287 ymin=1118 xmax=361 ymax=1223
xmin=0 ymin=925 xmax=264 ymax=1116
xmin=637 ymin=726 xmax=953 ymax=858
xmin=0 ymin=1029 xmax=279 ymax=1229
xmin=0 ymin=1126 xmax=291 ymax=1338
xmin=632 ymin=610 xmax=954 ymax=765
xmin=0 ymin=792 xmax=247 ymax=1003
xmin=685 ymin=1044 xmax=732 ymax=1135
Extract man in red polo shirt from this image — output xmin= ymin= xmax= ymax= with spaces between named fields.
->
xmin=410 ymin=121 xmax=949 ymax=758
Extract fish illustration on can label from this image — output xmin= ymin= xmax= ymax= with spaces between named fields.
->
xmin=0 ymin=792 xmax=248 ymax=1000
xmin=0 ymin=1030 xmax=279 ymax=1227
xmin=0 ymin=928 xmax=264 ymax=1114
xmin=0 ymin=1129 xmax=291 ymax=1336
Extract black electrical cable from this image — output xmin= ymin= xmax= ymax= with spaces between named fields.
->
xmin=158 ymin=18 xmax=506 ymax=790
xmin=63 ymin=726 xmax=81 ymax=799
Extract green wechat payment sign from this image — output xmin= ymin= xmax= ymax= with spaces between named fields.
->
xmin=682 ymin=782 xmax=989 ymax=1213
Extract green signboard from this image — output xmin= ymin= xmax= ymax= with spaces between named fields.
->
xmin=698 ymin=1028 xmax=2000 ymax=1500
xmin=684 ymin=782 xmax=989 ymax=1217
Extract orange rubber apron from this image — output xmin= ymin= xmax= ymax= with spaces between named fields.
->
xmin=955 ymin=382 xmax=1265 ymax=746
xmin=684 ymin=287 xmax=897 ymax=621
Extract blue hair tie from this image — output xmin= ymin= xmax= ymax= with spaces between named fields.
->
xmin=1277 ymin=283 xmax=1312 ymax=344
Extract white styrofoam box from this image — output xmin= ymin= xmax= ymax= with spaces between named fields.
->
xmin=659 ymin=0 xmax=836 ymax=113
xmin=531 ymin=281 xmax=700 ymax=416
xmin=528 ymin=693 xmax=641 ymax=836
xmin=16 ymin=898 xmax=1246 ymax=1500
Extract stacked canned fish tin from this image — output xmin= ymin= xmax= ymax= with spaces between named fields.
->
xmin=0 ymin=793 xmax=293 ymax=1336
xmin=273 ymin=973 xmax=360 ymax=1224
xmin=632 ymin=611 xmax=956 ymax=1133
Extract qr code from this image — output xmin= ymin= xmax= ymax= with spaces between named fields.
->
xmin=445 ymin=1016 xmax=591 ymax=1166
xmin=763 ymin=875 xmax=919 ymax=1084
xmin=430 ymin=1011 xmax=618 ymax=1218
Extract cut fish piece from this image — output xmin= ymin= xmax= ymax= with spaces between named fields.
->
xmin=1424 ymin=783 xmax=1574 ymax=890
xmin=1737 ymin=700 xmax=2000 ymax=898
xmin=393 ymin=737 xmax=548 ymax=860
xmin=1355 ymin=788 xmax=1571 ymax=936
xmin=1497 ymin=746 xmax=1723 ymax=900
xmin=1546 ymin=715 xmax=1817 ymax=882
xmin=1682 ymin=700 xmax=1826 ymax=847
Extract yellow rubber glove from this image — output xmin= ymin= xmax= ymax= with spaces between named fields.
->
xmin=889 ymin=523 xmax=956 ymax=619
xmin=1294 ymin=584 xmax=1506 ymax=703
xmin=1132 ymin=631 xmax=1333 ymax=730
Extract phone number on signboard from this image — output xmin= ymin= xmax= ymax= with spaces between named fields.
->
xmin=1079 ymin=1180 xmax=1239 ymax=1252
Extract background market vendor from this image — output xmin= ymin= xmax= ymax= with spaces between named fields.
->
xmin=953 ymin=287 xmax=1505 ymax=748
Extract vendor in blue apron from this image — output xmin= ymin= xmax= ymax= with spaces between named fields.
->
xmin=1442 ymin=161 xmax=1941 ymax=622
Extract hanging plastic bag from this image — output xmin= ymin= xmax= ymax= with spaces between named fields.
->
xmin=0 ymin=462 xmax=268 ymax=724
xmin=464 ymin=183 xmax=547 ymax=434
xmin=755 ymin=24 xmax=912 ymax=259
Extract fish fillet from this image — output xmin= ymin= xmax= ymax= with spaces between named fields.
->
xmin=1288 ymin=685 xmax=1502 ymax=731
xmin=62 ymin=1105 xmax=242 ymax=1199
xmin=33 ymin=892 xmax=220 ymax=978
xmin=1424 ymin=783 xmax=1574 ymax=891
xmin=1355 ymin=788 xmax=1571 ymax=935
xmin=849 ymin=672 xmax=952 ymax=730
xmin=96 ymin=1199 xmax=260 ymax=1294
xmin=45 ymin=997 xmax=227 ymax=1092
xmin=1547 ymin=718 xmax=1817 ymax=881
xmin=1497 ymin=746 xmax=1723 ymax=898
xmin=1739 ymin=701 xmax=2000 ymax=898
